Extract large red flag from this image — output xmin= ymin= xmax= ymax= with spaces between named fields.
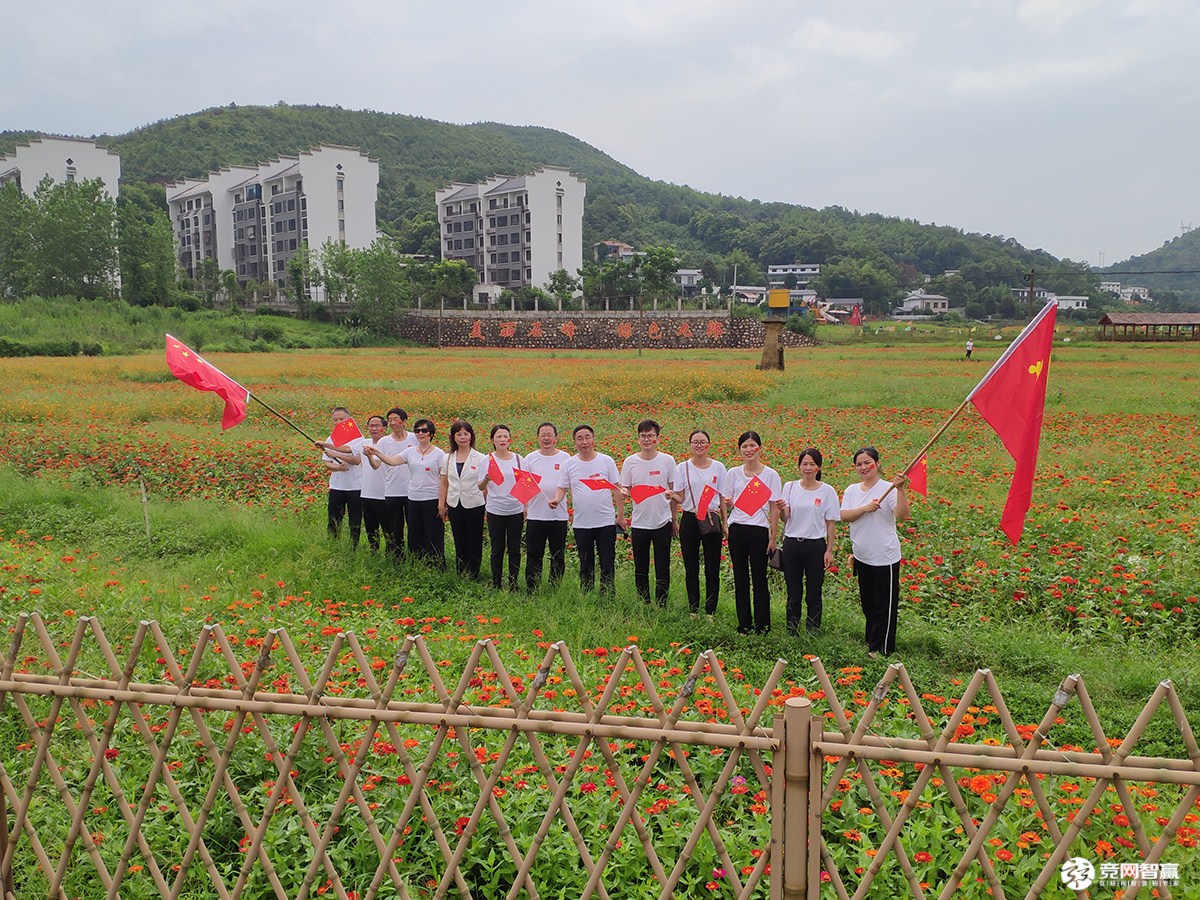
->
xmin=165 ymin=334 xmax=249 ymax=430
xmin=907 ymin=454 xmax=928 ymax=498
xmin=629 ymin=484 xmax=667 ymax=504
xmin=967 ymin=301 xmax=1058 ymax=544
xmin=733 ymin=476 xmax=771 ymax=515
xmin=510 ymin=469 xmax=543 ymax=505
xmin=581 ymin=477 xmax=619 ymax=492
xmin=696 ymin=484 xmax=719 ymax=519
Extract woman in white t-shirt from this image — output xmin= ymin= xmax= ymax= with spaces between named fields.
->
xmin=479 ymin=424 xmax=524 ymax=590
xmin=777 ymin=448 xmax=840 ymax=634
xmin=722 ymin=431 xmax=782 ymax=634
xmin=840 ymin=446 xmax=910 ymax=657
xmin=674 ymin=429 xmax=727 ymax=620
xmin=364 ymin=418 xmax=447 ymax=566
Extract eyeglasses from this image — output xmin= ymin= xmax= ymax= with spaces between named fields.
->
xmin=414 ymin=427 xmax=431 ymax=434
xmin=690 ymin=440 xmax=710 ymax=446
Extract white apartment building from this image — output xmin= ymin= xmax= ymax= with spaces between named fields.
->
xmin=165 ymin=145 xmax=378 ymax=288
xmin=436 ymin=165 xmax=585 ymax=305
xmin=767 ymin=262 xmax=820 ymax=289
xmin=0 ymin=136 xmax=120 ymax=198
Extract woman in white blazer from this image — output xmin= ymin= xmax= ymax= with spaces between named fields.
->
xmin=439 ymin=419 xmax=488 ymax=578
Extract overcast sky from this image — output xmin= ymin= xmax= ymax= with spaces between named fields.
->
xmin=5 ymin=0 xmax=1197 ymax=265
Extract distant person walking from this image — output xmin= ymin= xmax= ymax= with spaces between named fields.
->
xmin=964 ymin=339 xmax=974 ymax=360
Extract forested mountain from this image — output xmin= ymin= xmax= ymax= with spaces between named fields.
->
xmin=1 ymin=103 xmax=1132 ymax=309
xmin=1102 ymin=228 xmax=1200 ymax=308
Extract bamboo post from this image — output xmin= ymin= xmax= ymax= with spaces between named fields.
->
xmin=1 ymin=784 xmax=12 ymax=900
xmin=137 ymin=469 xmax=152 ymax=544
xmin=772 ymin=696 xmax=812 ymax=900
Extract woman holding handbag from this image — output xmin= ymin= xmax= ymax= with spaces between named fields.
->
xmin=674 ymin=429 xmax=728 ymax=621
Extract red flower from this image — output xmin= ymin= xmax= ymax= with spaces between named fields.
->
xmin=103 ymin=748 xmax=120 ymax=761
xmin=580 ymin=782 xmax=598 ymax=794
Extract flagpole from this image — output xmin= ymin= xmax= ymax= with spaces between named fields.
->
xmin=249 ymin=393 xmax=319 ymax=444
xmin=875 ymin=301 xmax=1059 ymax=502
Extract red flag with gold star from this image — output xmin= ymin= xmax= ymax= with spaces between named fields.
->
xmin=967 ymin=301 xmax=1058 ymax=543
xmin=510 ymin=469 xmax=543 ymax=505
xmin=165 ymin=334 xmax=249 ymax=430
xmin=907 ymin=454 xmax=928 ymax=497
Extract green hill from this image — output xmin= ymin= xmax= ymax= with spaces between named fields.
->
xmin=4 ymin=104 xmax=1103 ymax=304
xmin=1104 ymin=228 xmax=1200 ymax=307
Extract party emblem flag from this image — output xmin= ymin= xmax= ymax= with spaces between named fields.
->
xmin=581 ymin=477 xmax=619 ymax=491
xmin=629 ymin=484 xmax=667 ymax=504
xmin=967 ymin=300 xmax=1058 ymax=544
xmin=329 ymin=417 xmax=364 ymax=447
xmin=733 ymin=476 xmax=771 ymax=515
xmin=908 ymin=454 xmax=928 ymax=497
xmin=165 ymin=334 xmax=250 ymax=430
xmin=696 ymin=484 xmax=719 ymax=519
xmin=487 ymin=454 xmax=504 ymax=485
xmin=510 ymin=469 xmax=543 ymax=505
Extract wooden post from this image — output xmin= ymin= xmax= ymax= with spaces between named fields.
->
xmin=1 ymin=782 xmax=13 ymax=900
xmin=772 ymin=696 xmax=812 ymax=899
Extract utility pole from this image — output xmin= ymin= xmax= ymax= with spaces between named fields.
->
xmin=1024 ymin=269 xmax=1036 ymax=322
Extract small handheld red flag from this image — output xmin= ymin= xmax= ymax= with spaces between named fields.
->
xmin=330 ymin=418 xmax=364 ymax=448
xmin=488 ymin=454 xmax=504 ymax=485
xmin=696 ymin=484 xmax=718 ymax=519
xmin=733 ymin=476 xmax=771 ymax=515
xmin=581 ymin=477 xmax=619 ymax=492
xmin=629 ymin=484 xmax=667 ymax=504
xmin=908 ymin=454 xmax=928 ymax=497
xmin=165 ymin=335 xmax=250 ymax=430
xmin=968 ymin=300 xmax=1058 ymax=544
xmin=510 ymin=469 xmax=543 ymax=505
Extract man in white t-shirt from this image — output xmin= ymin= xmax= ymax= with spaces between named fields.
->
xmin=553 ymin=425 xmax=626 ymax=597
xmin=315 ymin=406 xmax=364 ymax=549
xmin=376 ymin=407 xmax=416 ymax=558
xmin=524 ymin=422 xmax=571 ymax=591
xmin=619 ymin=419 xmax=678 ymax=606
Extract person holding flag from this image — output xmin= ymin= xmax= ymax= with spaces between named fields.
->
xmin=439 ymin=420 xmax=488 ymax=579
xmin=552 ymin=425 xmax=625 ymax=597
xmin=363 ymin=418 xmax=446 ymax=565
xmin=674 ymin=429 xmax=727 ymax=621
xmin=314 ymin=407 xmax=365 ymax=549
xmin=523 ymin=423 xmax=571 ymax=592
xmin=359 ymin=415 xmax=392 ymax=553
xmin=722 ymin=431 xmax=783 ymax=634
xmin=479 ymin=425 xmax=525 ymax=590
xmin=778 ymin=448 xmax=840 ymax=635
xmin=619 ymin=419 xmax=679 ymax=607
xmin=840 ymin=447 xmax=910 ymax=657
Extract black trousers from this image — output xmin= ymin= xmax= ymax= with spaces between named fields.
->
xmin=385 ymin=496 xmax=408 ymax=558
xmin=361 ymin=497 xmax=388 ymax=552
xmin=631 ymin=523 xmax=673 ymax=606
xmin=327 ymin=489 xmax=362 ymax=548
xmin=406 ymin=498 xmax=445 ymax=567
xmin=856 ymin=560 xmax=901 ymax=654
xmin=678 ymin=511 xmax=722 ymax=614
xmin=525 ymin=519 xmax=567 ymax=591
xmin=574 ymin=525 xmax=616 ymax=595
xmin=488 ymin=512 xmax=524 ymax=589
xmin=728 ymin=523 xmax=770 ymax=633
xmin=447 ymin=504 xmax=486 ymax=578
xmin=782 ymin=537 xmax=826 ymax=632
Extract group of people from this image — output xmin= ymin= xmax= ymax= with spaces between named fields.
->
xmin=317 ymin=409 xmax=910 ymax=657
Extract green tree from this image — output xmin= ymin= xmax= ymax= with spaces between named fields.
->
xmin=118 ymin=182 xmax=177 ymax=306
xmin=0 ymin=182 xmax=33 ymax=297
xmin=547 ymin=268 xmax=581 ymax=308
xmin=26 ymin=176 xmax=118 ymax=299
xmin=352 ymin=239 xmax=411 ymax=332
xmin=315 ymin=239 xmax=356 ymax=304
xmin=638 ymin=246 xmax=680 ymax=306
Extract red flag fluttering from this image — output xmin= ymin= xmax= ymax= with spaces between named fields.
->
xmin=509 ymin=469 xmax=543 ymax=505
xmin=580 ymin=477 xmax=619 ymax=492
xmin=967 ymin=301 xmax=1058 ymax=544
xmin=907 ymin=454 xmax=928 ymax=497
xmin=629 ymin=484 xmax=667 ymax=504
xmin=329 ymin=417 xmax=364 ymax=447
xmin=696 ymin=484 xmax=719 ymax=519
xmin=165 ymin=335 xmax=249 ymax=430
xmin=733 ymin=476 xmax=771 ymax=516
xmin=487 ymin=454 xmax=504 ymax=485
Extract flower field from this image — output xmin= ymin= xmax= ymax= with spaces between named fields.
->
xmin=1 ymin=342 xmax=1199 ymax=897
